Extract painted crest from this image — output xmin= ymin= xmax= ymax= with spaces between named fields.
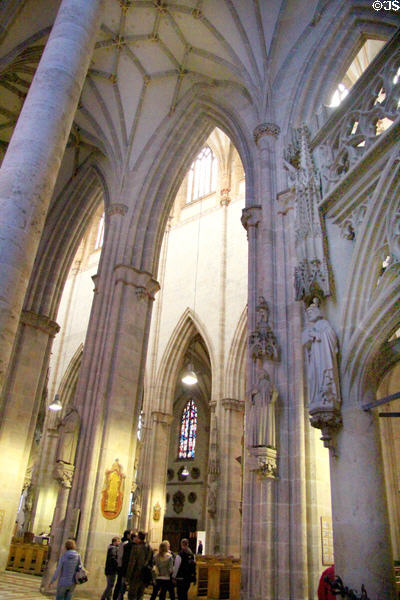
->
xmin=153 ymin=501 xmax=161 ymax=521
xmin=101 ymin=459 xmax=125 ymax=520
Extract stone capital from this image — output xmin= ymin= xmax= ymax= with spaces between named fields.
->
xmin=220 ymin=188 xmax=231 ymax=206
xmin=222 ymin=398 xmax=245 ymax=412
xmin=151 ymin=411 xmax=173 ymax=425
xmin=113 ymin=264 xmax=160 ymax=299
xmin=241 ymin=206 xmax=262 ymax=230
xmin=20 ymin=310 xmax=60 ymax=337
xmin=106 ymin=203 xmax=128 ymax=217
xmin=253 ymin=122 xmax=280 ymax=145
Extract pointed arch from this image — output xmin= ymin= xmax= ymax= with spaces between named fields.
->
xmin=57 ymin=343 xmax=84 ymax=413
xmin=340 ymin=145 xmax=400 ymax=394
xmin=119 ymin=83 xmax=256 ymax=277
xmin=154 ymin=308 xmax=216 ymax=415
xmin=24 ymin=153 xmax=111 ymax=320
xmin=225 ymin=305 xmax=248 ymax=401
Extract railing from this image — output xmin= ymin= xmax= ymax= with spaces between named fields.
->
xmin=189 ymin=556 xmax=241 ymax=600
xmin=6 ymin=537 xmax=48 ymax=576
xmin=283 ymin=30 xmax=400 ymax=201
xmin=310 ymin=29 xmax=400 ymax=198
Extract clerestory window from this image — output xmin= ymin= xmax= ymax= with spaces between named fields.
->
xmin=186 ymin=146 xmax=217 ymax=204
xmin=178 ymin=398 xmax=197 ymax=459
xmin=329 ymin=38 xmax=385 ymax=107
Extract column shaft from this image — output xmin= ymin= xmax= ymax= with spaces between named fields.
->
xmin=146 ymin=411 xmax=172 ymax=547
xmin=331 ymin=401 xmax=395 ymax=598
xmin=0 ymin=0 xmax=104 ymax=392
xmin=0 ymin=312 xmax=59 ymax=569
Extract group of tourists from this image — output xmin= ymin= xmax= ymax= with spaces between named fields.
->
xmin=50 ymin=532 xmax=197 ymax=600
xmin=101 ymin=531 xmax=197 ymax=600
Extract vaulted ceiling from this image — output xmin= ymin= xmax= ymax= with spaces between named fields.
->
xmin=0 ymin=0 xmax=398 ymax=173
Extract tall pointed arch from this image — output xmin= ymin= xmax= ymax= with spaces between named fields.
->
xmin=339 ymin=145 xmax=400 ymax=395
xmin=154 ymin=308 xmax=216 ymax=416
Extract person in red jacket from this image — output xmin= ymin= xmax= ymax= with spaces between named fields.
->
xmin=317 ymin=565 xmax=335 ymax=600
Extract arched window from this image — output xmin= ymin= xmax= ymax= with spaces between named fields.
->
xmin=329 ymin=39 xmax=385 ymax=107
xmin=95 ymin=213 xmax=105 ymax=250
xmin=186 ymin=146 xmax=217 ymax=203
xmin=178 ymin=398 xmax=197 ymax=459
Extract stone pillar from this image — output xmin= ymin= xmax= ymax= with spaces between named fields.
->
xmin=0 ymin=0 xmax=105 ymax=393
xmin=58 ymin=226 xmax=159 ymax=598
xmin=220 ymin=398 xmax=244 ymax=556
xmin=146 ymin=411 xmax=173 ymax=547
xmin=41 ymin=462 xmax=75 ymax=592
xmin=331 ymin=387 xmax=396 ymax=599
xmin=0 ymin=310 xmax=59 ymax=569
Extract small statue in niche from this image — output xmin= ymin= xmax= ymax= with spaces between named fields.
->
xmin=302 ymin=298 xmax=342 ymax=445
xmin=250 ymin=368 xmax=277 ymax=448
xmin=207 ymin=485 xmax=217 ymax=517
xmin=249 ymin=297 xmax=280 ymax=362
xmin=56 ymin=407 xmax=80 ymax=465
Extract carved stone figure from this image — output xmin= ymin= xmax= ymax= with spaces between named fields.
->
xmin=289 ymin=126 xmax=331 ymax=303
xmin=249 ymin=297 xmax=279 ymax=362
xmin=207 ymin=484 xmax=217 ymax=517
xmin=302 ymin=298 xmax=341 ymax=445
xmin=56 ymin=407 xmax=80 ymax=465
xmin=249 ymin=369 xmax=277 ymax=448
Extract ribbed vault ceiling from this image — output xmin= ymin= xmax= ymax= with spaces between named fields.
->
xmin=0 ymin=0 xmax=398 ymax=172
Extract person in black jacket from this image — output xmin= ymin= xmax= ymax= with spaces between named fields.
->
xmin=113 ymin=530 xmax=132 ymax=600
xmin=101 ymin=537 xmax=121 ymax=600
xmin=117 ymin=531 xmax=138 ymax=600
xmin=172 ymin=539 xmax=196 ymax=600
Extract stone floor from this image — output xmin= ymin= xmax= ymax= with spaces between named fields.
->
xmin=0 ymin=571 xmax=44 ymax=599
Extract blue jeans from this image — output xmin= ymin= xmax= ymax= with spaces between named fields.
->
xmin=56 ymin=585 xmax=74 ymax=600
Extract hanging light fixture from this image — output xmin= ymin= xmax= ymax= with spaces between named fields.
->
xmin=181 ymin=189 xmax=204 ymax=386
xmin=181 ymin=361 xmax=198 ymax=385
xmin=49 ymin=394 xmax=62 ymax=411
xmin=181 ymin=466 xmax=189 ymax=478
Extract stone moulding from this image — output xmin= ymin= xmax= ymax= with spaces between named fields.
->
xmin=20 ymin=310 xmax=60 ymax=337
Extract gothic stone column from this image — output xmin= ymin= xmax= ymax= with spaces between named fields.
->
xmin=146 ymin=411 xmax=173 ymax=548
xmin=0 ymin=0 xmax=104 ymax=393
xmin=0 ymin=310 xmax=59 ymax=569
xmin=219 ymin=398 xmax=244 ymax=557
xmin=41 ymin=462 xmax=75 ymax=593
xmin=61 ymin=257 xmax=159 ymax=598
xmin=331 ymin=385 xmax=396 ymax=598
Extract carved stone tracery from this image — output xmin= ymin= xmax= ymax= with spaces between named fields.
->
xmin=314 ymin=47 xmax=400 ymax=195
xmin=286 ymin=126 xmax=331 ymax=303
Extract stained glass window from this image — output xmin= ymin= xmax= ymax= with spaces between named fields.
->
xmin=178 ymin=398 xmax=197 ymax=459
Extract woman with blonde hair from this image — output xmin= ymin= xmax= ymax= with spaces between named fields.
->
xmin=50 ymin=539 xmax=82 ymax=600
xmin=149 ymin=540 xmax=175 ymax=600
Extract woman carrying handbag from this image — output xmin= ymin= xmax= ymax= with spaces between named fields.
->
xmin=50 ymin=539 xmax=84 ymax=600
